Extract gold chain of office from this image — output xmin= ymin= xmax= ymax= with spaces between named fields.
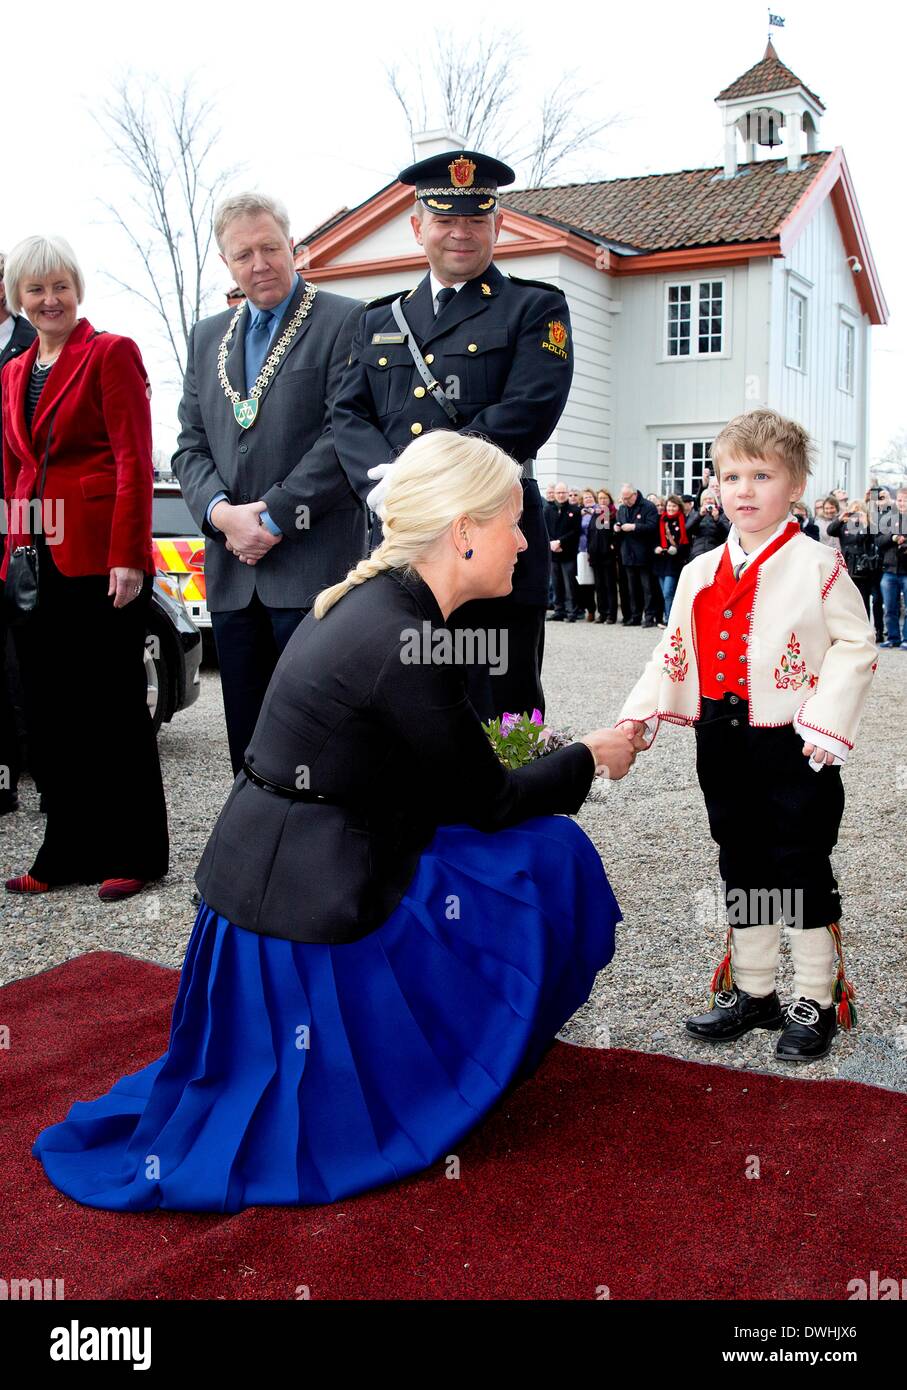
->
xmin=217 ymin=281 xmax=318 ymax=429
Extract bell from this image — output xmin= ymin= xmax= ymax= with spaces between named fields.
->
xmin=743 ymin=108 xmax=782 ymax=147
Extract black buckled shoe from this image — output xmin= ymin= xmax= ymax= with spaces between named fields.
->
xmin=685 ymin=988 xmax=785 ymax=1043
xmin=775 ymin=997 xmax=837 ymax=1062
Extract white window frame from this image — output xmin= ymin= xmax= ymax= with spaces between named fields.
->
xmin=663 ymin=278 xmax=728 ymax=361
xmin=835 ymin=452 xmax=852 ymax=495
xmin=837 ymin=313 xmax=856 ymax=394
xmin=785 ymin=273 xmax=810 ymax=373
xmin=657 ymin=438 xmax=714 ymax=496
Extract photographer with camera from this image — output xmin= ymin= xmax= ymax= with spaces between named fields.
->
xmin=877 ymin=486 xmax=907 ymax=648
xmin=687 ymin=488 xmax=730 ymax=559
xmin=827 ymin=500 xmax=884 ymax=641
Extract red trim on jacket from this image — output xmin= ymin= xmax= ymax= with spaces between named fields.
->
xmin=693 ymin=522 xmax=799 ymax=700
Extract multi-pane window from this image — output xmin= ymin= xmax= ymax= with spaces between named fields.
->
xmin=667 ymin=285 xmax=692 ymax=356
xmin=659 ymin=440 xmax=713 ymax=495
xmin=836 ymin=454 xmax=852 ymax=495
xmin=786 ymin=288 xmax=806 ymax=370
xmin=666 ymin=281 xmax=724 ymax=357
xmin=697 ymin=281 xmax=724 ymax=354
xmin=838 ymin=320 xmax=855 ymax=393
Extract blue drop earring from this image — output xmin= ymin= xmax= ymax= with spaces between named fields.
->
xmin=464 ymin=548 xmax=474 ymax=560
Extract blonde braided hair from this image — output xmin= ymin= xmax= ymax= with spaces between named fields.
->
xmin=313 ymin=431 xmax=522 ymax=619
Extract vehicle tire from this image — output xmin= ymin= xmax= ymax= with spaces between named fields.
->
xmin=144 ymin=637 xmax=171 ymax=735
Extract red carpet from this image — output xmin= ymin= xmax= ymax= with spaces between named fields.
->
xmin=1 ymin=951 xmax=903 ymax=1300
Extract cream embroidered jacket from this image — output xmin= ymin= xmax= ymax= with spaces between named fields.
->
xmin=616 ymin=533 xmax=877 ymax=752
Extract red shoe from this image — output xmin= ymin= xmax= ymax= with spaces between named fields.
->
xmin=5 ymin=873 xmax=50 ymax=893
xmin=98 ymin=877 xmax=147 ymax=902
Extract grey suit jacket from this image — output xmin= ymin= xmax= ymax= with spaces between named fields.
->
xmin=172 ymin=276 xmax=367 ymax=611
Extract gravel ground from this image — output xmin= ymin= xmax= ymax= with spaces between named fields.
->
xmin=2 ymin=624 xmax=905 ymax=1091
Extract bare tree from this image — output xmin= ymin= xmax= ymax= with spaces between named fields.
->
xmin=518 ymin=79 xmax=617 ymax=187
xmin=388 ymin=32 xmax=523 ymax=158
xmin=95 ymin=75 xmax=238 ymax=381
xmin=386 ymin=31 xmax=614 ymax=186
xmin=874 ymin=428 xmax=907 ymax=485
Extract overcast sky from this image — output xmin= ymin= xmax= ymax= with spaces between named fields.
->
xmin=4 ymin=0 xmax=904 ymax=466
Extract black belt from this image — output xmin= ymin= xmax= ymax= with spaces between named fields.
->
xmin=697 ymin=694 xmax=749 ymax=724
xmin=242 ymin=760 xmax=342 ymax=805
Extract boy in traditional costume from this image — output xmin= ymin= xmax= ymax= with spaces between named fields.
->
xmin=618 ymin=410 xmax=877 ymax=1061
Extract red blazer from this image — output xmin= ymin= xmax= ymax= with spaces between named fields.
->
xmin=1 ymin=318 xmax=155 ymax=580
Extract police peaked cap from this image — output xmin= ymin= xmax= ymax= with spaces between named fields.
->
xmin=398 ymin=149 xmax=515 ymax=215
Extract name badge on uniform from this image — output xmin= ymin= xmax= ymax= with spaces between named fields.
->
xmin=371 ymin=332 xmax=407 ymax=344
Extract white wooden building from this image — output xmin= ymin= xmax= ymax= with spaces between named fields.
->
xmin=296 ymin=42 xmax=887 ymax=502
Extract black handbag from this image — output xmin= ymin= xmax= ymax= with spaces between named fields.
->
xmin=5 ymin=408 xmax=58 ymax=624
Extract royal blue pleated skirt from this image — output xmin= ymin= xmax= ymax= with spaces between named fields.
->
xmin=32 ymin=815 xmax=619 ymax=1212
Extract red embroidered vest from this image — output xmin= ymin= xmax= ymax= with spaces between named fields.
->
xmin=694 ymin=522 xmax=800 ymax=700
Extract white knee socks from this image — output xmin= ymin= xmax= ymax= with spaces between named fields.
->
xmin=786 ymin=926 xmax=836 ymax=1007
xmin=731 ymin=924 xmax=781 ymax=997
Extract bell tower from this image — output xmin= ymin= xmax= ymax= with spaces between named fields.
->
xmin=715 ymin=40 xmax=825 ymax=178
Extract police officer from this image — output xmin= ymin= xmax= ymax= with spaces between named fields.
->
xmin=332 ymin=149 xmax=574 ymax=721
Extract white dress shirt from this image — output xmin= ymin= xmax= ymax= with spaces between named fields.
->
xmin=726 ymin=513 xmax=795 ymax=575
xmin=429 ymin=273 xmax=465 ymax=314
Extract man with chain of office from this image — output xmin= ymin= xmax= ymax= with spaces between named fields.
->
xmin=332 ymin=151 xmax=574 ymax=721
xmin=172 ymin=193 xmax=365 ymax=775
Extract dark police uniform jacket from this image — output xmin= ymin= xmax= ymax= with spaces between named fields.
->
xmin=194 ymin=566 xmax=595 ymax=943
xmin=331 ymin=262 xmax=574 ymax=607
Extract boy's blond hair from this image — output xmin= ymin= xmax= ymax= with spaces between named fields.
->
xmin=712 ymin=409 xmax=815 ymax=488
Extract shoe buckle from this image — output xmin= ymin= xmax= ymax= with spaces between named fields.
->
xmin=786 ymin=999 xmax=820 ymax=1027
xmin=715 ymin=989 xmax=738 ymax=1009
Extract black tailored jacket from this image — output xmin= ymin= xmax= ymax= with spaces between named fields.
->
xmin=0 ymin=314 xmax=37 ymax=382
xmin=331 ymin=263 xmax=574 ymax=607
xmin=195 ymin=566 xmax=596 ymax=943
xmin=0 ymin=315 xmax=37 ymax=566
xmin=616 ymin=496 xmax=659 ymax=565
xmin=545 ymin=500 xmax=583 ymax=560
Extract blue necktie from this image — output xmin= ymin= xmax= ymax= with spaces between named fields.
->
xmin=246 ymin=309 xmax=274 ymax=394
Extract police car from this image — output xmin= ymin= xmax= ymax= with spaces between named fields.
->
xmin=145 ymin=571 xmax=201 ymax=734
xmin=152 ymin=481 xmax=210 ymax=631
xmin=147 ymin=480 xmax=206 ymax=733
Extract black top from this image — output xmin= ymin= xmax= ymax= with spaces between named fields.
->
xmin=195 ymin=565 xmax=596 ymax=943
xmin=24 ymin=361 xmax=53 ymax=432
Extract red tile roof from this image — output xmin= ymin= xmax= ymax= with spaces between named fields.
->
xmin=503 ymin=151 xmax=832 ymax=252
xmin=716 ymin=39 xmax=825 ymax=110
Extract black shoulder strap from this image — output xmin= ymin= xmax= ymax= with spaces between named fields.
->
xmin=35 ymin=332 xmax=104 ymax=500
xmin=36 ymin=406 xmax=59 ymax=502
xmin=390 ymin=297 xmax=459 ymax=425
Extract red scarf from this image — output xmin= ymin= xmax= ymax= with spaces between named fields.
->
xmin=659 ymin=511 xmax=688 ymax=547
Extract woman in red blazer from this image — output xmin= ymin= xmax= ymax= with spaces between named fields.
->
xmin=1 ymin=235 xmax=168 ymax=899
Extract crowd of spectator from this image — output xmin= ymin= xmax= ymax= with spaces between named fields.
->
xmin=542 ymin=476 xmax=907 ymax=645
